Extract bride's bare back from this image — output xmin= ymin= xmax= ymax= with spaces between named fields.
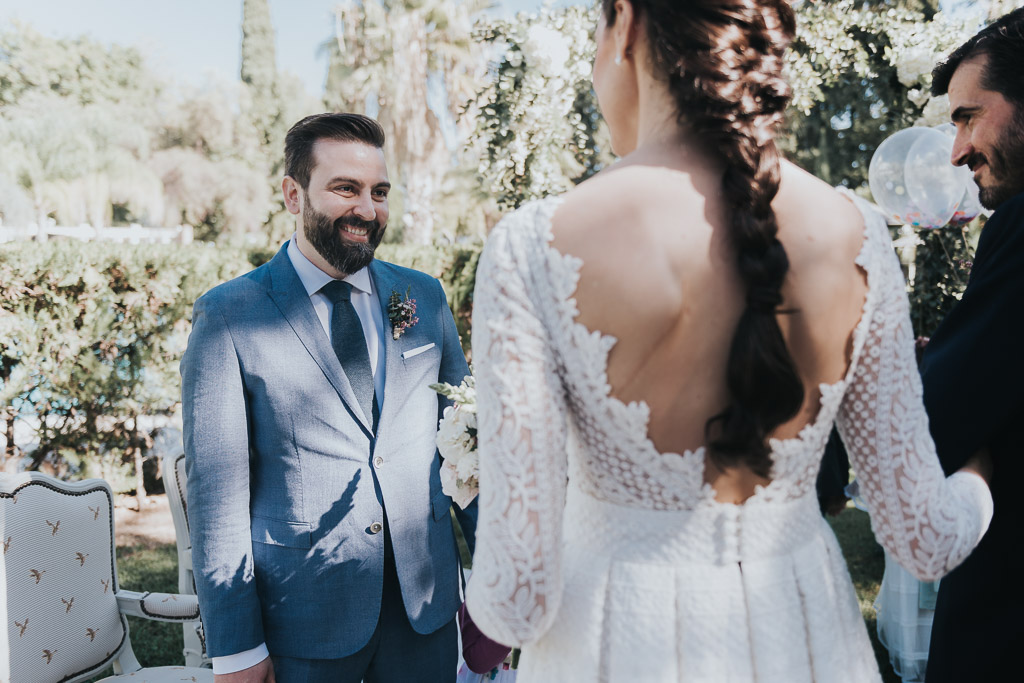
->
xmin=551 ymin=154 xmax=868 ymax=503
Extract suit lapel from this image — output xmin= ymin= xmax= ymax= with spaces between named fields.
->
xmin=266 ymin=245 xmax=373 ymax=435
xmin=371 ymin=261 xmax=405 ymax=430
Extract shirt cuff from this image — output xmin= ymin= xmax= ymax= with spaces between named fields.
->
xmin=212 ymin=643 xmax=270 ymax=675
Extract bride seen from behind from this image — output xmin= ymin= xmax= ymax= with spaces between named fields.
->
xmin=466 ymin=1 xmax=993 ymax=681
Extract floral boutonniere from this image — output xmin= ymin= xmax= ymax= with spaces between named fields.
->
xmin=387 ymin=286 xmax=419 ymax=340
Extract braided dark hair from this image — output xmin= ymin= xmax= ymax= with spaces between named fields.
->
xmin=602 ymin=0 xmax=803 ymax=477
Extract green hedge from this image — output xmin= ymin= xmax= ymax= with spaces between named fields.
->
xmin=0 ymin=240 xmax=482 ymax=490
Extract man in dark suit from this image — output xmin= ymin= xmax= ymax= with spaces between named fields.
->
xmin=922 ymin=9 xmax=1024 ymax=681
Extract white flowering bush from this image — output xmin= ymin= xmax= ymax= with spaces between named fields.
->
xmin=469 ymin=5 xmax=610 ymax=209
xmin=469 ymin=1 xmax=981 ymax=206
xmin=884 ymin=10 xmax=979 ymax=127
xmin=787 ymin=1 xmax=976 ymax=120
xmin=781 ymin=1 xmax=982 ymax=192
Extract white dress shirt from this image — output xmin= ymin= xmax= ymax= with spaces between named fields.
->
xmin=211 ymin=237 xmax=386 ymax=675
xmin=286 ymin=236 xmax=386 ymax=406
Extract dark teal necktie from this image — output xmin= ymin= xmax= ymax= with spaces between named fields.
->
xmin=321 ymin=280 xmax=377 ymax=428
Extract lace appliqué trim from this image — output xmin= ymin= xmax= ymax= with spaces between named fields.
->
xmin=513 ymin=193 xmax=883 ymax=511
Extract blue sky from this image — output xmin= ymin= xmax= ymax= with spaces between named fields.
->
xmin=0 ymin=0 xmax=585 ymax=96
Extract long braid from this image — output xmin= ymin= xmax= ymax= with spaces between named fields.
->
xmin=603 ymin=0 xmax=803 ymax=476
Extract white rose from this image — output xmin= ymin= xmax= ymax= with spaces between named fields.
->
xmin=439 ymin=460 xmax=463 ymax=505
xmin=522 ymin=24 xmax=571 ymax=80
xmin=916 ymin=94 xmax=951 ymax=127
xmin=907 ymin=88 xmax=930 ymax=107
xmin=455 ymin=449 xmax=479 ymax=483
xmin=896 ymin=46 xmax=935 ymax=87
xmin=436 ymin=405 xmax=477 ymax=462
xmin=441 ymin=458 xmax=478 ymax=509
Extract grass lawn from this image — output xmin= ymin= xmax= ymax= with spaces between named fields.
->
xmin=88 ymin=508 xmax=901 ymax=681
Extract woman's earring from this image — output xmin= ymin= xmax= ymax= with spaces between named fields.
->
xmin=615 ymin=54 xmax=623 ymax=66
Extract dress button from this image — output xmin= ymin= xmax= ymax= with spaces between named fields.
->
xmin=373 ymin=456 xmax=384 ymax=468
xmin=369 ymin=522 xmax=383 ymax=534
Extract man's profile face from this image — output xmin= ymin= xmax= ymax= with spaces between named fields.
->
xmin=948 ymin=54 xmax=1024 ymax=210
xmin=291 ymin=139 xmax=390 ymax=275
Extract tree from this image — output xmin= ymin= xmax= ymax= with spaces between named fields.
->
xmin=240 ymin=0 xmax=284 ymax=159
xmin=0 ymin=93 xmax=161 ymax=227
xmin=0 ymin=24 xmax=159 ymax=110
xmin=325 ymin=0 xmax=491 ymax=244
xmin=0 ymin=27 xmax=163 ymax=228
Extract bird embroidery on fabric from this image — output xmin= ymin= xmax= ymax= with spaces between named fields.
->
xmin=15 ymin=619 xmax=28 ymax=637
xmin=162 ymin=594 xmax=178 ymax=602
xmin=86 ymin=627 xmax=99 ymax=642
xmin=2 ymin=536 xmax=10 ymax=554
xmin=46 ymin=520 xmax=60 ymax=536
xmin=101 ymin=578 xmax=110 ymax=593
xmin=29 ymin=569 xmax=46 ymax=584
xmin=75 ymin=552 xmax=88 ymax=566
xmin=42 ymin=650 xmax=56 ymax=664
xmin=88 ymin=505 xmax=100 ymax=520
xmin=61 ymin=597 xmax=74 ymax=613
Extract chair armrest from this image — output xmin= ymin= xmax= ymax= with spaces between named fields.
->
xmin=116 ymin=589 xmax=202 ymax=622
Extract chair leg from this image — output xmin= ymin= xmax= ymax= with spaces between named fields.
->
xmin=183 ymin=620 xmax=209 ymax=668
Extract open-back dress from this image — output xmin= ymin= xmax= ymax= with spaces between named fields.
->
xmin=465 ymin=193 xmax=992 ymax=682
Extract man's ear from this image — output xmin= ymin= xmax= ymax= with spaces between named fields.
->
xmin=282 ymin=176 xmax=302 ymax=215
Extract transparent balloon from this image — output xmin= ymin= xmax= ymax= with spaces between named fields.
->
xmin=950 ymin=180 xmax=983 ymax=226
xmin=932 ymin=123 xmax=983 ymax=226
xmin=904 ymin=128 xmax=960 ymax=228
xmin=868 ymin=126 xmax=970 ymax=228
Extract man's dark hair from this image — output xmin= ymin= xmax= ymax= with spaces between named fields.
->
xmin=284 ymin=113 xmax=386 ymax=189
xmin=932 ymin=7 xmax=1024 ymax=105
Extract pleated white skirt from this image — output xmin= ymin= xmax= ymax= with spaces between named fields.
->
xmin=516 ymin=486 xmax=882 ymax=683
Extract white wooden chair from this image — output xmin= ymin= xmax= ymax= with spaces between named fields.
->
xmin=163 ymin=449 xmax=211 ymax=668
xmin=0 ymin=471 xmax=213 ymax=683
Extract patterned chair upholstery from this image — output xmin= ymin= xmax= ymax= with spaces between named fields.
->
xmin=163 ymin=450 xmax=210 ymax=668
xmin=1 ymin=471 xmax=213 ymax=683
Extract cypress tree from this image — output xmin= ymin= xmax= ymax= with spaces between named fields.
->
xmin=240 ymin=0 xmax=283 ymax=165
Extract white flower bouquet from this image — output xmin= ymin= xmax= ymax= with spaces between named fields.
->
xmin=431 ymin=375 xmax=479 ymax=510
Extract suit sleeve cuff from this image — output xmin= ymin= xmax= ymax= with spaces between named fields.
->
xmin=212 ymin=643 xmax=270 ymax=674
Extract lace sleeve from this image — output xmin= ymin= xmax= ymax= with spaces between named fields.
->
xmin=465 ymin=210 xmax=569 ymax=647
xmin=836 ymin=216 xmax=993 ymax=581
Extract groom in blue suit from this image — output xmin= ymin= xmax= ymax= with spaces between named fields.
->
xmin=182 ymin=113 xmax=476 ymax=682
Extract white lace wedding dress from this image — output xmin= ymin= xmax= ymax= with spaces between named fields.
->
xmin=465 ymin=194 xmax=994 ymax=683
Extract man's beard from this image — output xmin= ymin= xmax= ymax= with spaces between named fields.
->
xmin=302 ymin=201 xmax=385 ymax=275
xmin=968 ymin=110 xmax=1024 ymax=210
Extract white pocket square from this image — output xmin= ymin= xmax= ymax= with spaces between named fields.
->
xmin=402 ymin=343 xmax=435 ymax=360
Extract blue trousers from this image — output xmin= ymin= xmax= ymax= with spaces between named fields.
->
xmin=271 ymin=521 xmax=457 ymax=683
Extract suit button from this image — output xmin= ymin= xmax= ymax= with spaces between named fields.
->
xmin=373 ymin=456 xmax=384 ymax=468
xmin=369 ymin=522 xmax=383 ymax=534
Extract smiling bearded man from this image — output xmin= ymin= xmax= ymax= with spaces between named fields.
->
xmin=181 ymin=113 xmax=476 ymax=683
xmin=918 ymin=8 xmax=1024 ymax=683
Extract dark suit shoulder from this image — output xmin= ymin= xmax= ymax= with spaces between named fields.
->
xmin=995 ymin=189 xmax=1024 ymax=218
xmin=974 ymin=190 xmax=1024 ymax=261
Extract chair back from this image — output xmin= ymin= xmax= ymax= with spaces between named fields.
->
xmin=162 ymin=450 xmax=210 ymax=668
xmin=164 ymin=451 xmax=192 ymax=592
xmin=1 ymin=472 xmax=129 ymax=683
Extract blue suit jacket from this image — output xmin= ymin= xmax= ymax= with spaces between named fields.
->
xmin=181 ymin=243 xmax=476 ymax=659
